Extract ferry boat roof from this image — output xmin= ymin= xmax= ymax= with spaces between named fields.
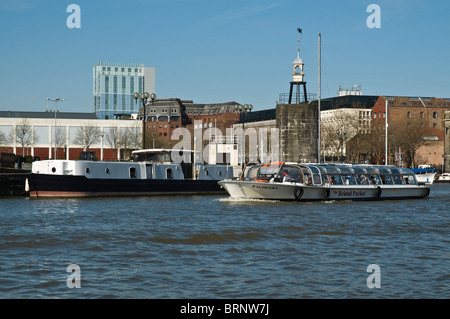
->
xmin=257 ymin=162 xmax=417 ymax=175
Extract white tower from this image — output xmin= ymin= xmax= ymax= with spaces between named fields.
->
xmin=288 ymin=28 xmax=308 ymax=104
xmin=292 ymin=33 xmax=304 ymax=82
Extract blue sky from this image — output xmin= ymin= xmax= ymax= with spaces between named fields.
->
xmin=0 ymin=0 xmax=449 ymax=113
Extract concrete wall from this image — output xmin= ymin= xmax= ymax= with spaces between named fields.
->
xmin=276 ymin=103 xmax=318 ymax=163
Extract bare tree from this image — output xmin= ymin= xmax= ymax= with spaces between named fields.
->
xmin=9 ymin=118 xmax=39 ymax=155
xmin=73 ymin=124 xmax=100 ymax=151
xmin=320 ymin=108 xmax=361 ymax=162
xmin=0 ymin=130 xmax=8 ymax=146
xmin=54 ymin=127 xmax=66 ymax=159
xmin=120 ymin=122 xmax=142 ymax=159
xmin=127 ymin=122 xmax=142 ymax=150
xmin=104 ymin=126 xmax=121 ymax=160
xmin=390 ymin=117 xmax=433 ymax=168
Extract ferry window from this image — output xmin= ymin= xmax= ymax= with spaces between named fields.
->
xmin=403 ymin=175 xmax=416 ymax=185
xmin=392 ymin=175 xmax=405 ymax=185
xmin=343 ymin=175 xmax=357 ymax=185
xmin=328 ymin=174 xmax=343 ymax=185
xmin=166 ymin=168 xmax=173 ymax=179
xmin=369 ymin=175 xmax=381 ymax=185
xmin=356 ymin=175 xmax=369 ymax=185
xmin=380 ymin=175 xmax=394 ymax=185
xmin=130 ymin=167 xmax=136 ymax=178
xmin=313 ymin=174 xmax=321 ymax=185
xmin=258 ymin=165 xmax=281 ymax=180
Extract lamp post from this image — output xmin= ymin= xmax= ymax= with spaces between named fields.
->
xmin=235 ymin=104 xmax=253 ymax=169
xmin=46 ymin=97 xmax=65 ymax=159
xmin=134 ymin=92 xmax=156 ymax=149
xmin=336 ymin=129 xmax=347 ymax=162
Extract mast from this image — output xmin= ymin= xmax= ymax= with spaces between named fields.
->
xmin=385 ymin=98 xmax=388 ymax=165
xmin=318 ymin=33 xmax=321 ymax=163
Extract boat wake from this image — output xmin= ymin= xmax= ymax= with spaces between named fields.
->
xmin=216 ymin=197 xmax=281 ymax=204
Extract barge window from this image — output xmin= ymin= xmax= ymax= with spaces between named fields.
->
xmin=380 ymin=175 xmax=394 ymax=185
xmin=130 ymin=167 xmax=137 ymax=178
xmin=167 ymin=168 xmax=173 ymax=179
xmin=356 ymin=174 xmax=369 ymax=185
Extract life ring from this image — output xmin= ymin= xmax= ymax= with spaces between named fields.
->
xmin=376 ymin=186 xmax=382 ymax=199
xmin=294 ymin=187 xmax=303 ymax=201
xmin=323 ymin=189 xmax=330 ymax=200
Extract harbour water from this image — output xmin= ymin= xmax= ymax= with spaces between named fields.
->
xmin=0 ymin=184 xmax=449 ymax=299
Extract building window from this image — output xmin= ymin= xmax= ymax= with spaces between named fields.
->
xmin=373 ymin=112 xmax=377 ymax=119
xmin=113 ymin=76 xmax=118 ymax=93
xmin=420 ymin=112 xmax=424 ymax=118
xmin=407 ymin=111 xmax=411 ymax=118
xmin=105 ymin=76 xmax=109 ymax=93
xmin=433 ymin=112 xmax=438 ymax=118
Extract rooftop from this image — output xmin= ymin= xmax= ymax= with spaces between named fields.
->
xmin=0 ymin=111 xmax=98 ymax=119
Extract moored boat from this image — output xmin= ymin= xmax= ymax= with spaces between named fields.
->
xmin=27 ymin=149 xmax=234 ymax=198
xmin=218 ymin=162 xmax=430 ymax=201
xmin=436 ymin=172 xmax=450 ymax=183
xmin=411 ymin=165 xmax=437 ymax=185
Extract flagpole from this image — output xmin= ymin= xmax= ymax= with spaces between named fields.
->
xmin=385 ymin=98 xmax=388 ymax=165
xmin=318 ymin=33 xmax=321 ymax=163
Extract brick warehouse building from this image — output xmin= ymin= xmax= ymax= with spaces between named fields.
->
xmin=137 ymin=98 xmax=242 ymax=148
xmin=371 ymin=96 xmax=450 ymax=168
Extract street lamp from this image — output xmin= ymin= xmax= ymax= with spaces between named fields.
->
xmin=134 ymin=92 xmax=156 ymax=149
xmin=235 ymin=104 xmax=253 ymax=169
xmin=336 ymin=129 xmax=347 ymax=162
xmin=46 ymin=97 xmax=65 ymax=159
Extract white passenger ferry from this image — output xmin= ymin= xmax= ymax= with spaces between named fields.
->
xmin=27 ymin=149 xmax=234 ymax=198
xmin=218 ymin=162 xmax=430 ymax=201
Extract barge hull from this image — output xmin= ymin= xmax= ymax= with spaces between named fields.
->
xmin=28 ymin=173 xmax=226 ymax=198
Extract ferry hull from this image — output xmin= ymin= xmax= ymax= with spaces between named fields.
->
xmin=218 ymin=180 xmax=430 ymax=201
xmin=28 ymin=173 xmax=226 ymax=198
